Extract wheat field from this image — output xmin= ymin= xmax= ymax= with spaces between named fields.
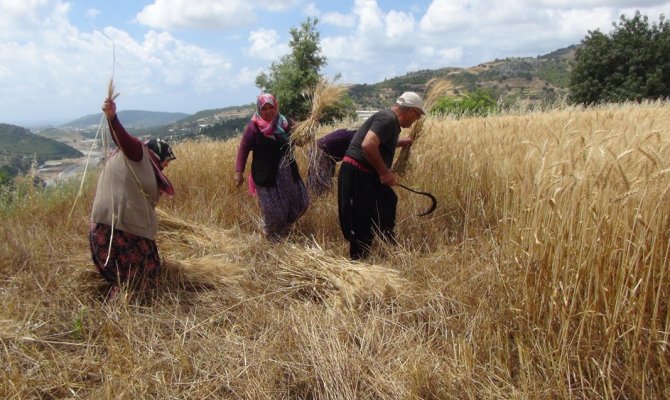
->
xmin=1 ymin=101 xmax=669 ymax=399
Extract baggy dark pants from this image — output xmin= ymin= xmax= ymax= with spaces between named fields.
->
xmin=337 ymin=162 xmax=398 ymax=260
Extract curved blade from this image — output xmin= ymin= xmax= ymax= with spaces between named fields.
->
xmin=397 ymin=184 xmax=437 ymax=216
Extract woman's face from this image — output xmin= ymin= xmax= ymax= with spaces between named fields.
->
xmin=259 ymin=102 xmax=277 ymax=121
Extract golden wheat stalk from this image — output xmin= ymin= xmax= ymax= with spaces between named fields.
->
xmin=163 ymin=254 xmax=246 ymax=287
xmin=290 ymin=79 xmax=348 ymax=148
xmin=393 ymin=78 xmax=455 ymax=175
xmin=107 ymin=77 xmax=120 ymax=101
xmin=270 ymin=244 xmax=407 ymax=309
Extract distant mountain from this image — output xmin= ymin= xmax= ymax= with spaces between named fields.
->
xmin=61 ymin=110 xmax=189 ymax=129
xmin=0 ymin=123 xmax=83 ymax=179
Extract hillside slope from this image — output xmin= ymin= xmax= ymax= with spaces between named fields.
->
xmin=348 ymin=45 xmax=577 ymax=110
xmin=0 ymin=123 xmax=82 ymax=162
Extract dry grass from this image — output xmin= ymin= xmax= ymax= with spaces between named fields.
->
xmin=1 ymin=101 xmax=670 ymax=398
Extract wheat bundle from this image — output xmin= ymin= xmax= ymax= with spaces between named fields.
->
xmin=157 ymin=208 xmax=222 ymax=237
xmin=290 ymin=79 xmax=348 ymax=148
xmin=270 ymin=244 xmax=407 ymax=309
xmin=156 ymin=207 xmax=241 ymax=252
xmin=155 ymin=209 xmax=249 ymax=287
xmin=163 ymin=254 xmax=247 ymax=287
xmin=393 ymin=79 xmax=455 ymax=175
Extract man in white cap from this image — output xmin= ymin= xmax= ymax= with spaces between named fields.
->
xmin=337 ymin=91 xmax=425 ymax=260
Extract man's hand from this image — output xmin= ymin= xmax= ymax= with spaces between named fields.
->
xmin=234 ymin=171 xmax=244 ymax=188
xmin=380 ymin=170 xmax=397 ymax=186
xmin=397 ymin=137 xmax=413 ymax=148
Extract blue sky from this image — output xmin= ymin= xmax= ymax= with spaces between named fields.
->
xmin=1 ymin=0 xmax=669 ymax=126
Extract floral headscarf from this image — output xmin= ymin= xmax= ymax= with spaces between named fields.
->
xmin=251 ymin=93 xmax=289 ymax=139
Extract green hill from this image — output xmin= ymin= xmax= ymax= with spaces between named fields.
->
xmin=347 ymin=45 xmax=578 ymax=110
xmin=0 ymin=124 xmax=83 ymax=179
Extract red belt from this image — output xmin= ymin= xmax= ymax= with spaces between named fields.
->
xmin=343 ymin=155 xmax=371 ymax=173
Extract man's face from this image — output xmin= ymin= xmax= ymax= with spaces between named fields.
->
xmin=400 ymin=108 xmax=422 ymax=128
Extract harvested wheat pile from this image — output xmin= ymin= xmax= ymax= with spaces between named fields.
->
xmin=270 ymin=243 xmax=407 ymax=309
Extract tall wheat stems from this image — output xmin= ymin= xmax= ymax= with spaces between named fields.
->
xmin=393 ymin=79 xmax=455 ymax=175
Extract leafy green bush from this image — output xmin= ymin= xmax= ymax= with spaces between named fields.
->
xmin=431 ymin=89 xmax=499 ymax=117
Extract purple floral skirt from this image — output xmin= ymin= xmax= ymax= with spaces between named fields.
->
xmin=89 ymin=223 xmax=161 ymax=288
xmin=256 ymin=156 xmax=310 ymax=240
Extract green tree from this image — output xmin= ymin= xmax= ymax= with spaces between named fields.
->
xmin=255 ymin=18 xmax=355 ymax=123
xmin=256 ymin=18 xmax=326 ymax=120
xmin=569 ymin=11 xmax=670 ymax=104
xmin=432 ymin=89 xmax=498 ymax=117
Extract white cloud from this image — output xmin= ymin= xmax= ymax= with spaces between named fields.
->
xmin=419 ymin=0 xmax=471 ymax=32
xmin=266 ymin=0 xmax=301 ymax=12
xmin=0 ymin=0 xmax=71 ymax=40
xmin=231 ymin=67 xmax=263 ymax=89
xmin=322 ymin=11 xmax=356 ymax=28
xmin=321 ymin=0 xmax=464 ymax=83
xmin=304 ymin=2 xmax=320 ymax=17
xmin=385 ymin=10 xmax=415 ymax=40
xmin=245 ymin=28 xmax=289 ymax=61
xmin=0 ymin=0 xmax=237 ymax=122
xmin=135 ymin=0 xmax=256 ymax=30
xmin=85 ymin=8 xmax=100 ymax=19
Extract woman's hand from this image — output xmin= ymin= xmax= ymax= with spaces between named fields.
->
xmin=102 ymin=98 xmax=117 ymax=120
xmin=234 ymin=171 xmax=244 ymax=188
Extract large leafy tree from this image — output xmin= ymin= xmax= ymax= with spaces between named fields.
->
xmin=569 ymin=11 xmax=670 ymax=105
xmin=256 ymin=18 xmax=355 ymax=122
xmin=255 ymin=18 xmax=326 ymax=120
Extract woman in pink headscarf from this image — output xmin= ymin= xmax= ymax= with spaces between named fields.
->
xmin=234 ymin=93 xmax=309 ymax=240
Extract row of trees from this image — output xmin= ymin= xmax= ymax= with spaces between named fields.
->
xmin=258 ymin=11 xmax=669 ymax=120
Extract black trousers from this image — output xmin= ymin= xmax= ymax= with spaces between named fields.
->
xmin=337 ymin=162 xmax=398 ymax=260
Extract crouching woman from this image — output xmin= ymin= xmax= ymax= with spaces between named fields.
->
xmin=89 ymin=97 xmax=175 ymax=298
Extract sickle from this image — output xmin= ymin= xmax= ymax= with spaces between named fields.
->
xmin=397 ymin=184 xmax=437 ymax=216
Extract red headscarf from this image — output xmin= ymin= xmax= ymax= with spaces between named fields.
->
xmin=251 ymin=93 xmax=289 ymax=139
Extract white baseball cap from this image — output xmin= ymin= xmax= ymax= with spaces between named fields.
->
xmin=396 ymin=91 xmax=426 ymax=115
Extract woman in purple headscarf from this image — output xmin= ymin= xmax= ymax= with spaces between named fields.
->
xmin=234 ymin=93 xmax=309 ymax=240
